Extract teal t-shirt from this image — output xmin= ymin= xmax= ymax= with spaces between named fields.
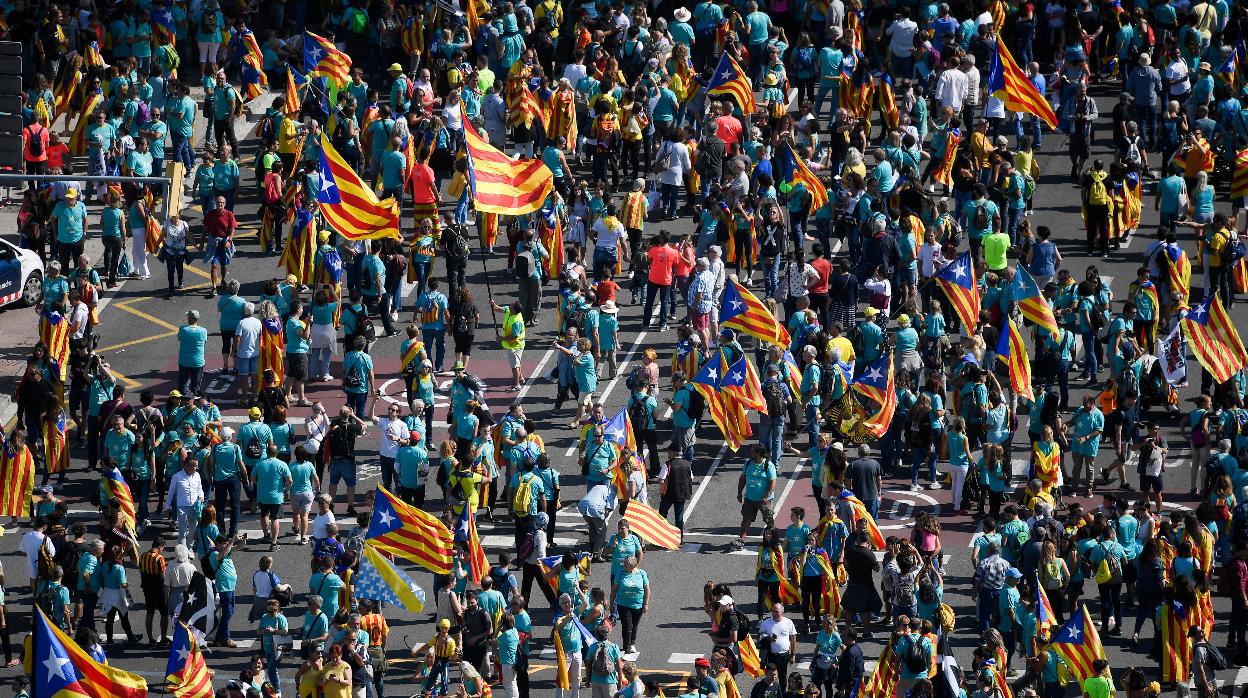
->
xmin=615 ymin=569 xmax=649 ymax=609
xmin=178 ymin=325 xmax=208 ymax=368
xmin=343 ymin=351 xmax=374 ymax=393
xmin=285 ymin=317 xmax=310 ymax=354
xmin=254 ymin=457 xmax=291 ymax=505
xmin=588 ymin=641 xmax=622 ymax=683
xmin=217 ymin=294 xmax=246 ymax=331
xmin=289 ymin=460 xmax=315 ymax=494
xmin=53 ymin=200 xmax=88 ymax=244
xmin=742 ymin=458 xmax=777 ymax=501
xmin=100 ymin=206 xmax=125 ymax=239
xmin=209 ymin=551 xmax=237 ymax=592
xmin=212 ymin=443 xmax=242 ymax=479
xmin=310 ymin=571 xmax=345 ymax=619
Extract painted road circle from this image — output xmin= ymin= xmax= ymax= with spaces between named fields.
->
xmin=877 ymin=489 xmax=943 ymax=530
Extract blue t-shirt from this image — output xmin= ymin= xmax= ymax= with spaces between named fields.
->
xmin=209 ymin=551 xmax=237 ymax=592
xmin=254 ymin=457 xmax=291 ymax=504
xmin=178 ymin=325 xmax=208 ymax=368
xmin=615 ymin=569 xmax=649 ymax=609
xmin=343 ymin=350 xmax=374 ymax=394
xmin=742 ymin=459 xmax=777 ymax=501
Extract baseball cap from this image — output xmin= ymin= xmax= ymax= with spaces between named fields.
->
xmin=248 ymin=407 xmax=262 ymax=418
xmin=438 ymin=619 xmax=451 ymax=629
xmin=169 ymin=389 xmax=183 ymax=398
xmin=1006 ymin=568 xmax=1023 ymax=580
xmin=694 ymin=657 xmax=711 ymax=668
xmin=717 ymin=596 xmax=734 ymax=606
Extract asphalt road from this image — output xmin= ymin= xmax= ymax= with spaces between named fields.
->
xmin=3 ymin=82 xmax=1248 ymax=696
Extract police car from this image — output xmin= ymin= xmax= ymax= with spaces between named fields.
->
xmin=0 ymin=236 xmax=44 ymax=309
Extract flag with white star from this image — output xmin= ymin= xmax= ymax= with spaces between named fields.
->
xmin=933 ymin=251 xmax=982 ymax=332
xmin=315 ymin=132 xmax=401 ymax=241
xmin=172 ymin=571 xmax=216 ymax=644
xmin=365 ymin=485 xmax=455 ymax=574
xmin=356 ymin=541 xmax=427 ymax=612
xmin=303 ymin=31 xmax=351 ymax=86
xmin=1048 ymin=605 xmax=1106 ymax=683
xmin=705 ymin=51 xmax=756 ymax=114
xmin=34 ymin=607 xmax=148 ymax=698
xmin=1012 ymin=265 xmax=1059 ymax=336
xmin=166 ymin=622 xmax=212 ymax=698
xmin=1181 ymin=291 xmax=1248 ymax=382
xmin=719 ymin=279 xmax=790 ymax=347
xmin=850 ymin=353 xmax=896 ymax=439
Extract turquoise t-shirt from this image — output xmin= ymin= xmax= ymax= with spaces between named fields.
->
xmin=254 ymin=457 xmax=291 ymax=505
xmin=53 ymin=200 xmax=88 ymax=244
xmin=497 ymin=628 xmax=520 ymax=666
xmin=742 ymin=459 xmax=777 ymax=501
xmin=343 ymin=351 xmax=374 ymax=394
xmin=178 ymin=325 xmax=208 ymax=368
xmin=361 ymin=255 xmax=385 ymax=298
xmin=212 ymin=443 xmax=242 ymax=479
xmin=615 ymin=569 xmax=649 ymax=609
xmin=100 ymin=206 xmax=125 ymax=239
xmin=588 ymin=641 xmax=621 ymax=683
xmin=574 ymin=352 xmax=598 ymax=393
xmin=289 ymin=460 xmax=315 ymax=494
xmin=209 ymin=551 xmax=237 ymax=592
xmin=310 ymin=571 xmax=345 ymax=619
xmin=217 ymin=294 xmax=246 ymax=331
xmin=396 ymin=445 xmax=428 ymax=489
xmin=607 ymin=532 xmax=643 ymax=579
xmin=285 ymin=317 xmax=310 ymax=354
xmin=785 ymin=523 xmax=811 ymax=557
xmin=258 ymin=613 xmax=289 ymax=653
xmin=745 ymin=11 xmax=770 ymax=42
xmin=104 ymin=429 xmax=136 ymax=468
xmin=380 ymin=150 xmax=407 ymax=191
xmin=1157 ymin=175 xmax=1185 ymax=215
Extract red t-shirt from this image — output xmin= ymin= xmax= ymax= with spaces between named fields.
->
xmin=205 ymin=209 xmax=237 ymax=239
xmin=647 ymin=245 xmax=679 ymax=285
xmin=46 ymin=142 xmax=69 ymax=170
xmin=715 ymin=115 xmax=742 ymax=147
xmin=595 ymin=279 xmax=620 ymax=304
xmin=810 ymin=257 xmax=832 ymax=295
xmin=408 ymin=162 xmax=437 ymax=204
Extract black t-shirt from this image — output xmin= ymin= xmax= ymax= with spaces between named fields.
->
xmin=844 ymin=546 xmax=877 ymax=585
xmin=461 ymin=607 xmax=492 ymax=647
xmin=327 ymin=418 xmax=363 ymax=459
xmin=257 ymin=387 xmax=287 ymax=423
xmin=453 ymin=301 xmax=478 ymax=336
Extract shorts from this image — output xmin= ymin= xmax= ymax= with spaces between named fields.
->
xmin=222 ymin=330 xmax=236 ymax=354
xmin=740 ymin=498 xmax=775 ymax=527
xmin=286 ymin=353 xmax=308 ymax=381
xmin=899 ymin=266 xmax=917 ymax=287
xmin=690 ymin=310 xmax=710 ymax=331
xmin=237 ymin=354 xmax=258 ymax=376
xmin=453 ymin=332 xmax=474 ymax=355
xmin=142 ymin=581 xmax=168 ymax=612
xmin=330 ymin=457 xmax=357 ymax=487
xmin=1139 ymin=474 xmax=1163 ymax=493
xmin=291 ymin=490 xmax=314 ymax=513
xmin=259 ymin=502 xmax=282 ymax=518
xmin=506 ymin=349 xmax=522 ymax=369
xmin=581 ymin=391 xmax=596 ymax=407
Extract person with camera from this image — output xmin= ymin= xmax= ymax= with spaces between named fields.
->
xmin=1133 ymin=422 xmax=1169 ymax=513
xmin=757 ymin=603 xmax=798 ymax=689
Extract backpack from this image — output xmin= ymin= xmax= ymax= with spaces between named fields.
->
xmin=686 ymin=386 xmax=706 ymax=421
xmin=566 ymin=303 xmax=588 ymax=334
xmin=26 ymin=123 xmax=44 ymax=157
xmin=453 ymin=306 xmax=473 ymax=336
xmin=1095 ymin=544 xmax=1123 ymax=584
xmin=733 ymin=608 xmax=751 ymax=641
xmin=624 ymin=365 xmax=644 ymax=391
xmin=1230 ymin=230 xmax=1247 ymax=265
xmin=973 ymin=201 xmax=989 ymax=230
xmin=1087 ymin=175 xmax=1109 ymax=206
xmin=1041 ymin=559 xmax=1066 ymax=590
xmin=796 ymin=46 xmax=815 ymax=72
xmin=328 ymin=419 xmax=353 ymax=455
xmin=54 ymin=541 xmax=82 ymax=586
xmin=37 ymin=540 xmax=56 ymax=580
xmin=349 ymin=10 xmax=369 ymax=34
xmin=515 ymin=247 xmax=535 ymax=279
xmin=245 ymin=434 xmax=264 ymax=460
xmin=902 ymin=634 xmax=929 ymax=674
xmin=763 ymin=379 xmax=786 ymax=417
xmin=420 ymin=294 xmax=443 ymax=326
xmin=446 ymin=228 xmax=471 ymax=262
xmin=37 ymin=583 xmax=68 ymax=629
xmin=345 ymin=361 xmax=365 ymax=388
xmin=1200 ymin=642 xmax=1229 ymax=671
xmin=628 ymin=394 xmax=650 ymax=431
xmin=1004 ymin=526 xmax=1029 ymax=559
xmin=1124 ymin=136 xmax=1141 ymax=166
xmin=135 ymin=100 xmax=151 ymax=128
xmin=591 ymin=642 xmax=612 ymax=675
xmin=511 ymin=473 xmax=534 ymax=517
xmin=1117 ymin=365 xmax=1139 ymax=399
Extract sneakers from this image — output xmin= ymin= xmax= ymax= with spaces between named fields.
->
xmin=928 ymin=480 xmax=942 ymax=490
xmin=910 ymin=483 xmax=921 ymax=492
xmin=730 ymin=538 xmax=745 ymax=550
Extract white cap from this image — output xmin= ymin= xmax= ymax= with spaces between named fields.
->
xmin=718 ymin=596 xmax=735 ymax=606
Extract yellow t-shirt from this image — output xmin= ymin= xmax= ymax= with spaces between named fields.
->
xmin=278 ymin=118 xmax=300 ymax=155
xmin=298 ymin=667 xmax=321 ymax=698
xmin=828 ymin=336 xmax=856 ymax=364
xmin=320 ymin=662 xmax=351 ymax=698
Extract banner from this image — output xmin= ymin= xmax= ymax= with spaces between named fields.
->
xmin=1156 ymin=323 xmax=1187 ymax=385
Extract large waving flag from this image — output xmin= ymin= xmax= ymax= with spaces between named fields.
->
xmin=284 ymin=66 xmax=307 ymax=116
xmin=934 ymin=251 xmax=981 ymax=331
xmin=279 ymin=207 xmax=317 ymax=284
xmin=68 ymin=91 xmax=102 ymax=152
xmin=463 ymin=116 xmax=554 ymax=215
xmin=838 ymin=488 xmax=885 ymax=549
xmin=996 ymin=318 xmax=1033 ymax=400
xmin=153 ymin=8 xmax=177 ymax=45
xmin=0 ymin=441 xmax=33 ymax=519
xmin=775 ymin=142 xmax=828 ymax=214
xmin=35 ymin=607 xmax=148 ymax=698
xmin=738 ymin=634 xmax=765 ymax=678
xmin=705 ymin=52 xmax=756 ymax=114
xmin=1181 ymin=293 xmax=1248 ymax=383
xmin=721 ymin=353 xmax=766 ymax=412
xmin=604 ymin=406 xmax=638 ymax=497
xmin=258 ymin=316 xmax=285 ymax=386
xmin=355 ymin=541 xmax=427 ymax=612
xmin=303 ymin=31 xmax=351 ymax=86
xmin=852 ymin=354 xmax=897 ymax=439
xmin=863 ymin=638 xmax=899 ymax=698
xmin=366 ymin=485 xmax=455 ymax=574
xmin=45 ymin=412 xmax=69 ymax=475
xmin=691 ymin=360 xmax=744 ymax=451
xmin=933 ymin=127 xmax=961 ymax=187
xmin=166 ymin=622 xmax=212 ymax=698
xmin=1234 ymin=149 xmax=1248 ymax=200
xmin=40 ymin=309 xmax=71 ymax=382
xmin=721 ymin=278 xmax=790 ymax=346
xmin=1158 ymin=600 xmax=1192 ymax=682
xmin=1011 ymin=266 xmax=1059 ymax=335
xmin=987 ymin=37 xmax=1057 ymax=128
xmin=103 ymin=467 xmax=137 ymax=529
xmin=540 ymin=206 xmax=565 ymax=279
xmin=453 ymin=505 xmax=489 ymax=584
xmin=239 ymin=29 xmax=269 ymax=100
xmin=1049 ymin=605 xmax=1106 ymax=683
xmin=622 ymin=500 xmax=682 ymax=550
xmin=317 ymin=133 xmax=401 ymax=240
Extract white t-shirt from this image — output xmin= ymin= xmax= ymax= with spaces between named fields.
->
xmin=592 ymin=218 xmax=626 ymax=250
xmin=378 ymin=416 xmax=411 ymax=459
xmin=887 ymin=19 xmax=918 ymax=58
xmin=1165 ymin=60 xmax=1191 ymax=95
xmin=758 ymin=615 xmax=799 ymax=655
xmin=312 ymin=511 xmax=337 ymax=540
xmin=918 ymin=242 xmax=945 ymax=278
xmin=562 ymin=63 xmax=588 ymax=87
xmin=21 ymin=531 xmax=53 ymax=579
xmin=235 ymin=316 xmax=262 ymax=359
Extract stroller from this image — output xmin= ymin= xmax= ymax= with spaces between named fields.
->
xmin=1137 ymin=354 xmax=1180 ymax=414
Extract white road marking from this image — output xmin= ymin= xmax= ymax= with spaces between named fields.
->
xmin=668 ymin=652 xmax=707 ymax=665
xmin=682 ymin=444 xmax=731 ymax=528
xmin=773 ymin=461 xmax=806 ymax=513
xmin=512 ymin=344 xmax=559 ymax=405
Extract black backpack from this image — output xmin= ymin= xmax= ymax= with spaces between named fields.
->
xmin=245 ymin=435 xmax=264 ymax=460
xmin=37 ymin=583 xmax=67 ymax=629
xmin=733 ymin=609 xmax=751 ymax=641
xmin=1200 ymin=641 xmax=1229 ymax=671
xmin=903 ymin=634 xmax=929 ymax=674
xmin=566 ymin=303 xmax=588 ymax=334
xmin=515 ymin=247 xmax=535 ymax=279
xmin=973 ymin=201 xmax=990 ymax=230
xmin=628 ymin=394 xmax=650 ymax=431
xmin=687 ymin=387 xmax=706 ymax=421
xmin=27 ymin=124 xmax=44 ymax=157
xmin=447 ymin=228 xmax=471 ymax=262
xmin=1117 ymin=366 xmax=1139 ymax=399
xmin=763 ymin=380 xmax=786 ymax=417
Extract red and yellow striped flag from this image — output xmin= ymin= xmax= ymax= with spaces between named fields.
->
xmin=36 ymin=606 xmax=149 ymax=698
xmin=464 ymin=117 xmax=554 ymax=215
xmin=304 ymin=31 xmax=351 ymax=86
xmin=145 ymin=215 xmax=164 ymax=254
xmin=1050 ymin=606 xmax=1106 ymax=683
xmin=554 ymin=628 xmax=572 ymax=689
xmin=621 ymin=500 xmax=681 ymax=550
xmin=1234 ymin=149 xmax=1248 ymax=200
xmin=863 ymin=639 xmax=899 ymax=698
xmin=279 ymin=207 xmax=317 ymax=285
xmin=1181 ymin=293 xmax=1248 ymax=383
xmin=69 ymin=92 xmax=104 ymax=155
xmin=996 ymin=317 xmax=1033 ymax=400
xmin=0 ymin=441 xmax=34 ymax=518
xmin=839 ymin=490 xmax=885 ymax=549
xmin=933 ymin=129 xmax=961 ymax=187
xmin=737 ymin=635 xmax=764 ymax=678
xmin=1167 ymin=246 xmax=1192 ymax=304
xmin=366 ymin=485 xmax=455 ymax=574
xmin=505 ymin=76 xmax=540 ymax=128
xmin=167 ymin=622 xmax=212 ymax=698
xmin=1159 ymin=600 xmax=1192 ymax=682
xmin=987 ymin=38 xmax=1057 ymax=128
xmin=316 ymin=133 xmax=401 ymax=240
xmin=258 ymin=316 xmax=285 ymax=386
xmin=44 ymin=413 xmax=69 ymax=475
xmin=40 ymin=310 xmax=70 ymax=382
xmin=705 ymin=52 xmax=756 ymax=114
xmin=103 ymin=467 xmax=137 ymax=529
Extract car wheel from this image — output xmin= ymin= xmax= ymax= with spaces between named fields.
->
xmin=21 ymin=271 xmax=42 ymax=307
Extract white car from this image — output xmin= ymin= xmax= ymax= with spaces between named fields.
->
xmin=0 ymin=236 xmax=44 ymax=309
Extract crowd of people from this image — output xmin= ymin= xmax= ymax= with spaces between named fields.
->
xmin=9 ymin=0 xmax=1248 ymax=695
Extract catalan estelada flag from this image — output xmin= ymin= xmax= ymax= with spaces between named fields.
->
xmin=40 ymin=310 xmax=71 ymax=382
xmin=672 ymin=339 xmax=702 ymax=381
xmin=840 ymin=65 xmax=874 ymax=119
xmin=934 ymin=251 xmax=981 ymax=331
xmin=239 ymin=29 xmax=269 ymax=100
xmin=44 ymin=412 xmax=68 ymax=475
xmin=705 ymin=51 xmax=756 ymax=114
xmin=877 ymin=74 xmax=900 ymax=129
xmin=316 ymin=133 xmax=401 ymax=240
xmin=1011 ymin=265 xmax=1059 ymax=336
xmin=720 ymin=353 xmax=766 ymax=412
xmin=453 ymin=504 xmax=489 ymax=583
xmin=35 ymin=606 xmax=148 ymax=698
xmin=0 ymin=439 xmax=34 ymax=518
xmin=1036 ymin=577 xmax=1057 ymax=636
xmin=863 ymin=637 xmax=899 ymax=697
xmin=1235 ymin=150 xmax=1248 ymax=201
xmin=400 ymin=16 xmax=423 ymax=57
xmin=852 ymin=354 xmax=897 ymax=438
xmin=53 ymin=55 xmax=83 ymax=119
xmin=69 ymin=91 xmax=103 ymax=155
xmin=279 ymin=207 xmax=317 ymax=285
xmin=622 ymin=500 xmax=682 ymax=550
xmin=1181 ymin=292 xmax=1248 ymax=383
xmin=737 ymin=634 xmax=765 ymax=678
xmin=366 ymin=485 xmax=455 ymax=574
xmin=996 ymin=318 xmax=1033 ymax=400
xmin=152 ymin=8 xmax=177 ymax=46
xmin=303 ymin=31 xmax=351 ymax=86
xmin=284 ymin=67 xmax=307 ymax=115
xmin=83 ymin=40 xmax=103 ymax=68
xmin=987 ymin=37 xmax=1057 ymax=128
xmin=258 ymin=316 xmax=285 ymax=386
xmin=103 ymin=467 xmax=136 ymax=529
xmin=166 ymin=622 xmax=212 ymax=698
xmin=720 ymin=278 xmax=790 ymax=346
xmin=933 ymin=128 xmax=961 ymax=187
xmin=540 ymin=206 xmax=565 ymax=278
xmin=1049 ymin=605 xmax=1106 ymax=683
xmin=775 ymin=142 xmax=828 ymax=214
xmin=463 ymin=116 xmax=554 ymax=215
xmin=1165 ymin=244 xmax=1192 ymax=304
xmin=691 ymin=360 xmax=743 ymax=451
xmin=838 ymin=488 xmax=885 ymax=549
xmin=1033 ymin=440 xmax=1061 ymax=492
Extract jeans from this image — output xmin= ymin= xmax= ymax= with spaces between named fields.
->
xmin=1081 ymin=330 xmax=1098 ymax=378
xmin=1098 ymin=582 xmax=1122 ymax=630
xmin=215 ymin=475 xmax=243 ymax=535
xmin=171 ymin=133 xmax=195 ymax=170
xmin=659 ymin=494 xmax=687 ymax=531
xmin=379 ymin=455 xmax=395 ymax=491
xmin=660 ymin=182 xmax=679 ymax=218
xmin=178 ymin=365 xmax=203 ymax=396
xmin=1133 ymin=104 xmax=1157 ymax=149
xmin=914 ymin=446 xmax=939 ymax=486
xmin=758 ymin=415 xmax=785 ymax=464
xmin=592 ymin=246 xmax=618 ymax=282
xmin=815 ymin=79 xmax=839 ymax=117
xmin=805 ymin=403 xmax=821 ymax=448
xmin=411 ymin=260 xmax=430 ymax=301
xmin=135 ymin=477 xmax=152 ymax=525
xmin=643 ymin=281 xmax=672 ymax=326
xmin=583 ymin=514 xmax=608 ymax=553
xmin=215 ymin=590 xmax=235 ymax=642
xmin=977 ymin=587 xmax=1000 ymax=632
xmin=346 ymin=391 xmax=367 ymax=415
xmin=311 ymin=346 xmax=332 ymax=378
xmin=763 ymin=255 xmax=781 ymax=298
xmin=422 ymin=329 xmax=446 ymax=370
xmin=176 ymin=504 xmax=198 ymax=548
xmin=263 ymin=647 xmax=281 ymax=694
